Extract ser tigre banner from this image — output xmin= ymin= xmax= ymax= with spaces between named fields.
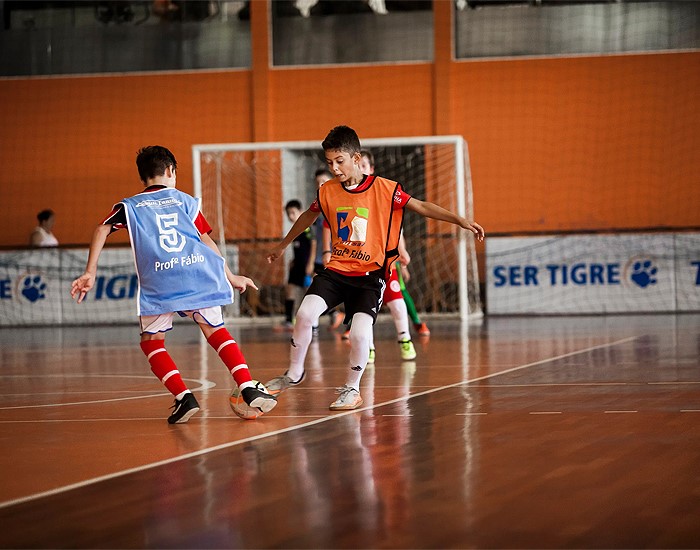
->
xmin=486 ymin=233 xmax=699 ymax=314
xmin=0 ymin=246 xmax=241 ymax=326
xmin=0 ymin=248 xmax=138 ymax=326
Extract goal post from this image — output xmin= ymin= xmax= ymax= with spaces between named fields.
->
xmin=192 ymin=136 xmax=482 ymax=323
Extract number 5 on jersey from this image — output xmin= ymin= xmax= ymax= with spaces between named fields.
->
xmin=157 ymin=213 xmax=186 ymax=253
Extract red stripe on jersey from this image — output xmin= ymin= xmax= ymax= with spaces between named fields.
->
xmin=101 ymin=204 xmax=121 ymax=225
xmin=194 ymin=212 xmax=212 ymax=235
xmin=101 ymin=186 xmax=212 ymax=235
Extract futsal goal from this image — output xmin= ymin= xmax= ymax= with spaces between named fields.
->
xmin=192 ymin=136 xmax=482 ymax=322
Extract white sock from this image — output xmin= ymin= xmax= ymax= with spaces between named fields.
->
xmin=345 ymin=312 xmax=373 ymax=390
xmin=388 ymin=298 xmax=410 ymax=341
xmin=287 ymin=294 xmax=328 ymax=381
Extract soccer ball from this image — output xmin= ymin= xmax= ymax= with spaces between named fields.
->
xmin=229 ymin=380 xmax=269 ymax=420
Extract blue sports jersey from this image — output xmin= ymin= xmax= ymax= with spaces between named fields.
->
xmin=120 ymin=187 xmax=234 ymax=316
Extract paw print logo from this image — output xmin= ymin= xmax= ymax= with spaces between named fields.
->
xmin=21 ymin=275 xmax=47 ymax=303
xmin=630 ymin=260 xmax=657 ymax=288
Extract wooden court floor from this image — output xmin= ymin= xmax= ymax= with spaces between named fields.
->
xmin=1 ymin=313 xmax=699 ymax=549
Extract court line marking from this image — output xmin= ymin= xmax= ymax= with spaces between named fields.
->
xmin=0 ymin=377 xmax=216 ymax=410
xmin=0 ymin=335 xmax=637 ymax=510
xmin=0 ymin=415 xmax=329 ymax=423
xmin=476 ymin=381 xmax=700 ymax=387
xmin=469 ymin=382 xmax=631 ymax=387
xmin=4 ymin=380 xmax=696 ymax=406
xmin=647 ymin=381 xmax=700 ymax=385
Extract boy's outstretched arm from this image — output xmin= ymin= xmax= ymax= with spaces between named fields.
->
xmin=405 ymin=198 xmax=485 ymax=242
xmin=322 ymin=225 xmax=332 ymax=266
xmin=200 ymin=232 xmax=258 ymax=293
xmin=70 ymin=223 xmax=112 ymax=303
xmin=267 ymin=208 xmax=320 ymax=263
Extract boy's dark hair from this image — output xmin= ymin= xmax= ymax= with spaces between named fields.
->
xmin=37 ymin=209 xmax=54 ymax=223
xmin=360 ymin=149 xmax=375 ymax=169
xmin=314 ymin=168 xmax=332 ymax=179
xmin=136 ymin=146 xmax=177 ymax=183
xmin=322 ymin=125 xmax=361 ymax=155
xmin=285 ymin=199 xmax=302 ymax=211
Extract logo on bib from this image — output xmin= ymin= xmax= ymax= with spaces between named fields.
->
xmin=336 ymin=207 xmax=369 ymax=244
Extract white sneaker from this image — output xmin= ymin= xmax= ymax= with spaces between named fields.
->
xmin=265 ymin=370 xmax=305 ymax=396
xmin=399 ymin=339 xmax=417 ymax=361
xmin=329 ymin=385 xmax=363 ymax=410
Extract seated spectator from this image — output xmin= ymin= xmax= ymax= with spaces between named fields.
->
xmin=30 ymin=209 xmax=58 ymax=247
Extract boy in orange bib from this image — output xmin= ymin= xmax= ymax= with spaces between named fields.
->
xmin=266 ymin=126 xmax=484 ymax=410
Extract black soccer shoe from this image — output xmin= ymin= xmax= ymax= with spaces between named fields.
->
xmin=167 ymin=392 xmax=200 ymax=424
xmin=241 ymin=386 xmax=278 ymax=414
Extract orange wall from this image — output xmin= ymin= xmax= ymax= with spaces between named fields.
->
xmin=1 ymin=52 xmax=698 ymax=247
xmin=452 ymin=53 xmax=700 ymax=234
xmin=0 ymin=70 xmax=253 ymax=246
xmin=268 ymin=64 xmax=435 ymax=140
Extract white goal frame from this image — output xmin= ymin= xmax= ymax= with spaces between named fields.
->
xmin=192 ymin=135 xmax=480 ymax=322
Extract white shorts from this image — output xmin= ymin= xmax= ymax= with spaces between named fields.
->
xmin=140 ymin=306 xmax=224 ymax=334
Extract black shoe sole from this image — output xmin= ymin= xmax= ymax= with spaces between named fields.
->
xmin=168 ymin=406 xmax=200 ymax=424
xmin=249 ymin=396 xmax=277 ymax=413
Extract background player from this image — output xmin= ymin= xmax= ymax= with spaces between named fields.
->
xmin=311 ymin=168 xmax=343 ymax=332
xmin=350 ymin=149 xmax=423 ymax=362
xmin=360 ymin=150 xmax=430 ymax=335
xmin=282 ymin=199 xmax=315 ymax=329
xmin=312 ymin=169 xmax=332 ymax=275
xmin=265 ymin=126 xmax=484 ymax=410
xmin=70 ymin=145 xmax=277 ymax=423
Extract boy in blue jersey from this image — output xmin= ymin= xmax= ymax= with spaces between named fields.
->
xmin=70 ymin=146 xmax=277 ymax=424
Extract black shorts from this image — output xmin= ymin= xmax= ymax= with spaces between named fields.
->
xmin=307 ymin=268 xmax=385 ymax=324
xmin=288 ymin=261 xmax=307 ymax=287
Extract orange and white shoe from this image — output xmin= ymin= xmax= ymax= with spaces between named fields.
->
xmin=264 ymin=370 xmax=305 ymax=396
xmin=329 ymin=385 xmax=363 ymax=410
xmin=414 ymin=322 xmax=430 ymax=337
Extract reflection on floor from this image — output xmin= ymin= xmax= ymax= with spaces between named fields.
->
xmin=1 ymin=314 xmax=699 ymax=548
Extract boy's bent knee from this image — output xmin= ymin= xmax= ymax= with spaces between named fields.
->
xmin=348 ymin=313 xmax=373 ymax=345
xmin=296 ymin=295 xmax=328 ymax=327
xmin=296 ymin=303 xmax=320 ymax=328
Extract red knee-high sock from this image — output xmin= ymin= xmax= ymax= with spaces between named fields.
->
xmin=140 ymin=340 xmax=188 ymax=398
xmin=207 ymin=327 xmax=253 ymax=388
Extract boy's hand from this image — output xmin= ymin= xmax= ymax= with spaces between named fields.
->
xmin=70 ymin=273 xmax=95 ymax=304
xmin=229 ymin=275 xmax=258 ymax=293
xmin=267 ymin=246 xmax=285 ymax=263
xmin=461 ymin=220 xmax=485 ymax=242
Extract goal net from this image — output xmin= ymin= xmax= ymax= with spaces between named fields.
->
xmin=192 ymin=136 xmax=482 ymax=322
